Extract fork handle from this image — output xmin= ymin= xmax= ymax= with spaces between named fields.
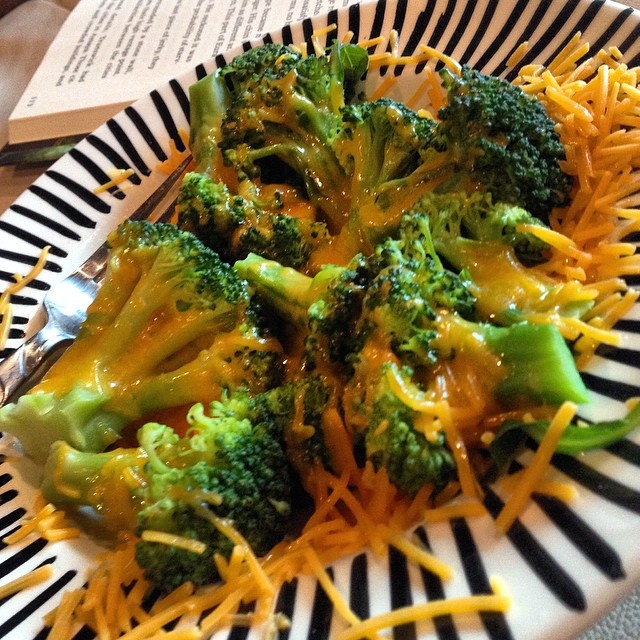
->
xmin=0 ymin=327 xmax=71 ymax=407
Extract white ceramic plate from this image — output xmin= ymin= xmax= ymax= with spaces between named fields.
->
xmin=0 ymin=0 xmax=639 ymax=638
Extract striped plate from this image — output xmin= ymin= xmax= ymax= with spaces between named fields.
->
xmin=0 ymin=0 xmax=639 ymax=638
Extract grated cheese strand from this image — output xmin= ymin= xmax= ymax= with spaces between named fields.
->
xmin=46 ymin=589 xmax=85 ymax=640
xmin=0 ymin=564 xmax=53 ymax=600
xmin=140 ymin=530 xmax=207 ymax=555
xmin=388 ymin=531 xmax=453 ymax=580
xmin=93 ymin=168 xmax=135 ymax=194
xmin=0 ymin=246 xmax=50 ymax=353
xmin=495 ymin=402 xmax=578 ymax=533
xmin=336 ymin=591 xmax=510 ymax=640
xmin=303 ymin=546 xmax=365 ymax=629
xmin=423 ymin=500 xmax=487 ymax=523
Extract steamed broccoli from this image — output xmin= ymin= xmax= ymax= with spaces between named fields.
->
xmin=235 ymin=249 xmax=461 ymax=494
xmin=435 ymin=65 xmax=572 ymax=222
xmin=363 ymin=368 xmax=457 ymax=496
xmin=269 ymin=374 xmax=344 ymax=491
xmin=409 ymin=191 xmax=596 ymax=324
xmin=190 ymin=43 xmax=571 ymax=275
xmin=329 ymin=98 xmax=441 ymax=246
xmin=235 ymin=209 xmax=588 ymax=496
xmin=193 ymin=41 xmax=367 ymax=231
xmin=326 ymin=66 xmax=572 ymax=245
xmin=0 ymin=221 xmax=283 ymax=464
xmin=235 ymin=211 xmax=588 ymax=407
xmin=177 ymin=171 xmax=330 ymax=270
xmin=41 ymin=387 xmax=295 ymax=592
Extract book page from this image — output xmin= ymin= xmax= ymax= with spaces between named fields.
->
xmin=8 ymin=0 xmax=360 ymax=144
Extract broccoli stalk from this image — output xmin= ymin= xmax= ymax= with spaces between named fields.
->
xmin=189 ymin=71 xmax=232 ymax=174
xmin=441 ymin=315 xmax=588 ymax=406
xmin=41 ymin=388 xmax=296 ymax=592
xmin=41 ymin=441 xmax=147 ymax=529
xmin=0 ymin=221 xmax=283 ymax=464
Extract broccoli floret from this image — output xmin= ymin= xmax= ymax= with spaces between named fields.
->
xmin=365 ymin=367 xmax=457 ymax=496
xmin=0 ymin=221 xmax=283 ymax=464
xmin=235 ymin=209 xmax=589 ymax=496
xmin=41 ymin=388 xmax=295 ymax=592
xmin=197 ymin=41 xmax=367 ymax=231
xmin=409 ymin=190 xmax=596 ymax=323
xmin=191 ymin=47 xmax=572 ymax=271
xmin=177 ymin=171 xmax=330 ymax=270
xmin=436 ymin=65 xmax=572 ymax=222
xmin=361 ymin=218 xmax=477 ymax=367
xmin=330 ymin=98 xmax=441 ymax=245
xmin=176 ymin=172 xmax=249 ymax=259
xmin=326 ymin=66 xmax=571 ymax=246
xmin=235 ymin=208 xmax=588 ymax=408
xmin=238 ymin=213 xmax=330 ymax=271
xmin=218 ymin=41 xmax=367 ymax=148
xmin=234 ymin=250 xmax=462 ymax=492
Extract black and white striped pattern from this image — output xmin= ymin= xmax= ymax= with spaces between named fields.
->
xmin=0 ymin=0 xmax=639 ymax=638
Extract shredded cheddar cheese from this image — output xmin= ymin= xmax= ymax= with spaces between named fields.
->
xmin=2 ymin=494 xmax=80 ymax=544
xmin=93 ymin=168 xmax=135 ymax=194
xmin=499 ymin=469 xmax=580 ymax=504
xmin=495 ymin=402 xmax=578 ymax=533
xmin=423 ymin=500 xmax=487 ymax=523
xmin=515 ymin=37 xmax=640 ymax=299
xmin=0 ymin=246 xmax=50 ymax=353
xmin=156 ymin=129 xmax=191 ymax=174
xmin=335 ymin=585 xmax=510 ymax=640
xmin=140 ymin=530 xmax=207 ymax=554
xmin=0 ymin=564 xmax=54 ymax=600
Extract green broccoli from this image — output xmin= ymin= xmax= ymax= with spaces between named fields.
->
xmin=435 ymin=65 xmax=572 ymax=222
xmin=235 ymin=210 xmax=588 ymax=406
xmin=408 ymin=190 xmax=596 ymax=324
xmin=279 ymin=374 xmax=336 ymax=482
xmin=188 ymin=70 xmax=231 ymax=174
xmin=364 ymin=367 xmax=457 ymax=496
xmin=41 ymin=387 xmax=296 ymax=592
xmin=329 ymin=98 xmax=441 ymax=246
xmin=190 ymin=45 xmax=571 ymax=272
xmin=191 ymin=41 xmax=367 ymax=232
xmin=176 ymin=171 xmax=330 ymax=270
xmin=325 ymin=66 xmax=571 ymax=247
xmin=0 ymin=221 xmax=283 ymax=464
xmin=235 ymin=208 xmax=589 ymax=496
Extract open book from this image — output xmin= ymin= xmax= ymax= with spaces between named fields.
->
xmin=6 ymin=0 xmax=358 ymax=154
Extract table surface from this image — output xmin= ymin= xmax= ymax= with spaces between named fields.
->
xmin=0 ymin=2 xmax=639 ymax=639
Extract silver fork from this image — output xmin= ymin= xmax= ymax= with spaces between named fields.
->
xmin=0 ymin=155 xmax=192 ymax=406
